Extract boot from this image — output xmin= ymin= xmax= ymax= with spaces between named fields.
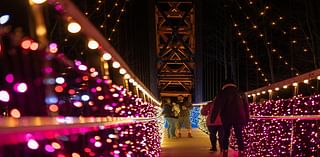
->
xmin=209 ymin=146 xmax=217 ymax=151
xmin=188 ymin=132 xmax=193 ymax=138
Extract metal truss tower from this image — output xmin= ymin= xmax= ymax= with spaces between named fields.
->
xmin=155 ymin=1 xmax=195 ymax=98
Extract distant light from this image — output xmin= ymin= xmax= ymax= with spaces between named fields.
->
xmin=21 ymin=40 xmax=32 ymax=49
xmin=94 ymin=141 xmax=102 ymax=148
xmin=112 ymin=61 xmax=120 ymax=68
xmin=102 ymin=53 xmax=112 ymax=60
xmin=55 ymin=77 xmax=65 ymax=84
xmin=247 ymin=95 xmax=251 ymax=98
xmin=275 ymin=87 xmax=279 ymax=91
xmin=119 ymin=68 xmax=126 ymax=75
xmin=268 ymin=89 xmax=272 ymax=93
xmin=133 ymin=82 xmax=138 ymax=86
xmin=124 ymin=74 xmax=130 ymax=79
xmin=49 ymin=104 xmax=59 ymax=112
xmin=78 ymin=65 xmax=87 ymax=71
xmin=317 ymin=76 xmax=320 ymax=80
xmin=88 ymin=39 xmax=99 ymax=49
xmin=14 ymin=82 xmax=28 ymax=93
xmin=256 ymin=92 xmax=260 ymax=96
xmin=129 ymin=79 xmax=134 ymax=83
xmin=30 ymin=42 xmax=39 ymax=51
xmin=0 ymin=14 xmax=10 ymax=24
xmin=72 ymin=153 xmax=80 ymax=157
xmin=81 ymin=95 xmax=90 ymax=101
xmin=67 ymin=22 xmax=81 ymax=33
xmin=45 ymin=145 xmax=55 ymax=152
xmin=45 ymin=96 xmax=58 ymax=104
xmin=49 ymin=43 xmax=58 ymax=53
xmin=293 ymin=82 xmax=298 ymax=87
xmin=51 ymin=142 xmax=61 ymax=149
xmin=303 ymin=79 xmax=309 ymax=84
xmin=283 ymin=85 xmax=288 ymax=89
xmin=261 ymin=91 xmax=266 ymax=94
xmin=73 ymin=101 xmax=83 ymax=108
xmin=5 ymin=74 xmax=14 ymax=83
xmin=32 ymin=0 xmax=47 ymax=4
xmin=27 ymin=139 xmax=39 ymax=150
xmin=0 ymin=90 xmax=10 ymax=102
xmin=10 ymin=109 xmax=21 ymax=118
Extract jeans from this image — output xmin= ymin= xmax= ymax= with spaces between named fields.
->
xmin=222 ymin=124 xmax=244 ymax=151
xmin=208 ymin=125 xmax=224 ymax=149
xmin=166 ymin=117 xmax=178 ymax=138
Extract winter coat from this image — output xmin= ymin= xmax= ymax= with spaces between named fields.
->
xmin=210 ymin=84 xmax=250 ymax=125
xmin=201 ymin=101 xmax=222 ymax=126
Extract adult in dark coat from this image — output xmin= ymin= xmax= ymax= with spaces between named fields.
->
xmin=210 ymin=79 xmax=249 ymax=157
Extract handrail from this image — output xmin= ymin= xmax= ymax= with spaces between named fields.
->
xmin=0 ymin=117 xmax=158 ymax=145
xmin=250 ymin=115 xmax=320 ymax=120
xmin=52 ymin=0 xmax=161 ymax=105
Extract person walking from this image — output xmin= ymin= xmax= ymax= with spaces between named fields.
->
xmin=210 ymin=79 xmax=249 ymax=157
xmin=162 ymin=97 xmax=178 ymax=139
xmin=201 ymin=99 xmax=223 ymax=152
xmin=176 ymin=95 xmax=193 ymax=138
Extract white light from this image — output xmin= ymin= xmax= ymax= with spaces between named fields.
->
xmin=317 ymin=76 xmax=320 ymax=80
xmin=124 ymin=74 xmax=130 ymax=79
xmin=55 ymin=77 xmax=65 ymax=84
xmin=252 ymin=94 xmax=256 ymax=96
xmin=0 ymin=15 xmax=10 ymax=24
xmin=261 ymin=91 xmax=266 ymax=94
xmin=81 ymin=95 xmax=90 ymax=101
xmin=256 ymin=92 xmax=260 ymax=96
xmin=0 ymin=90 xmax=10 ymax=102
xmin=119 ymin=68 xmax=126 ymax=75
xmin=27 ymin=139 xmax=39 ymax=150
xmin=268 ymin=89 xmax=272 ymax=93
xmin=78 ymin=65 xmax=87 ymax=71
xmin=102 ymin=53 xmax=112 ymax=60
xmin=133 ymin=82 xmax=138 ymax=86
xmin=67 ymin=22 xmax=81 ymax=33
xmin=247 ymin=95 xmax=251 ymax=98
xmin=283 ymin=85 xmax=288 ymax=89
xmin=31 ymin=0 xmax=46 ymax=4
xmin=129 ymin=79 xmax=134 ymax=83
xmin=88 ymin=39 xmax=99 ymax=49
xmin=293 ymin=82 xmax=298 ymax=87
xmin=275 ymin=87 xmax=279 ymax=91
xmin=303 ymin=79 xmax=309 ymax=84
xmin=112 ymin=62 xmax=120 ymax=68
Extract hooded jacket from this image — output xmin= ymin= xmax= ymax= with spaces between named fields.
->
xmin=210 ymin=84 xmax=250 ymax=125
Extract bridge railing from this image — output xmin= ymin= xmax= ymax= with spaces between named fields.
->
xmin=0 ymin=0 xmax=162 ymax=156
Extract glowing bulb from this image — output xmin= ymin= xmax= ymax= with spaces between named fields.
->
xmin=0 ymin=90 xmax=10 ymax=102
xmin=268 ymin=89 xmax=272 ymax=93
xmin=14 ymin=82 xmax=28 ymax=93
xmin=124 ymin=74 xmax=130 ymax=79
xmin=55 ymin=77 xmax=65 ymax=84
xmin=88 ymin=39 xmax=99 ymax=49
xmin=247 ymin=95 xmax=251 ymax=98
xmin=81 ymin=95 xmax=90 ymax=101
xmin=129 ymin=79 xmax=134 ymax=83
xmin=68 ymin=22 xmax=81 ymax=33
xmin=275 ymin=87 xmax=280 ymax=91
xmin=317 ymin=76 xmax=320 ymax=80
xmin=21 ymin=40 xmax=32 ymax=49
xmin=10 ymin=109 xmax=21 ymax=118
xmin=0 ymin=14 xmax=10 ymax=24
xmin=78 ymin=65 xmax=87 ymax=71
xmin=112 ymin=61 xmax=120 ymax=68
xmin=293 ymin=82 xmax=298 ymax=87
xmin=303 ymin=79 xmax=309 ymax=84
xmin=256 ymin=92 xmax=260 ymax=96
xmin=119 ymin=68 xmax=126 ymax=75
xmin=283 ymin=85 xmax=288 ymax=89
xmin=102 ymin=53 xmax=112 ymax=60
xmin=27 ymin=139 xmax=39 ymax=150
xmin=31 ymin=0 xmax=46 ymax=4
xmin=30 ymin=42 xmax=39 ymax=50
xmin=261 ymin=91 xmax=266 ymax=94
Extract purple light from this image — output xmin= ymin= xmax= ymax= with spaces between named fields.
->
xmin=49 ymin=43 xmax=57 ymax=49
xmin=75 ymin=60 xmax=82 ymax=66
xmin=5 ymin=74 xmax=14 ymax=83
xmin=0 ymin=90 xmax=10 ymax=102
xmin=45 ymin=144 xmax=55 ymax=152
xmin=13 ymin=82 xmax=28 ymax=93
xmin=27 ymin=139 xmax=39 ymax=150
xmin=43 ymin=67 xmax=53 ymax=74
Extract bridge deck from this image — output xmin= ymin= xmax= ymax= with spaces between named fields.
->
xmin=160 ymin=129 xmax=238 ymax=157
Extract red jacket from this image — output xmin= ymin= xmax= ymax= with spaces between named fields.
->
xmin=201 ymin=101 xmax=222 ymax=126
